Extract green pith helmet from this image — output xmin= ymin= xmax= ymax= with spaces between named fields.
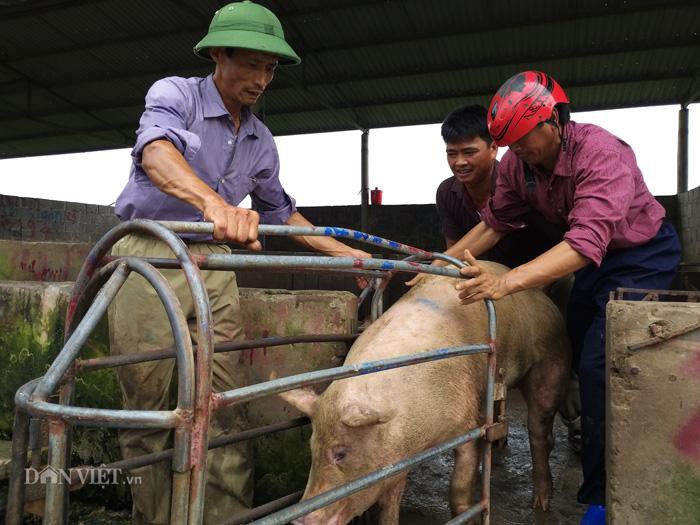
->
xmin=194 ymin=1 xmax=300 ymax=65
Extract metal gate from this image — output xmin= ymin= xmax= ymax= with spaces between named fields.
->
xmin=6 ymin=219 xmax=504 ymax=525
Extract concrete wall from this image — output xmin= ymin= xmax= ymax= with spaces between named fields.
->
xmin=678 ymin=186 xmax=700 ymax=262
xmin=0 ymin=194 xmax=118 ymax=243
xmin=607 ymin=300 xmax=700 ymax=523
xmin=0 ymin=279 xmax=356 ymax=504
xmin=1 ymin=193 xmax=682 ymax=259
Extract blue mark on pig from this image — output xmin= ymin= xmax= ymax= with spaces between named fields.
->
xmin=417 ymin=298 xmax=441 ymax=311
xmin=388 ymin=241 xmax=400 ymax=248
xmin=371 ymin=236 xmax=383 ymax=244
xmin=354 ymin=232 xmax=370 ymax=241
xmin=381 ymin=261 xmax=395 ymax=270
xmin=331 ymin=228 xmax=350 ymax=237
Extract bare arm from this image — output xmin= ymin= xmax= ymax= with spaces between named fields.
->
xmin=285 ymin=211 xmax=371 ymax=258
xmin=142 ymin=140 xmax=261 ymax=249
xmin=456 ymin=240 xmax=590 ymax=304
xmin=405 ymin=221 xmax=505 ymax=286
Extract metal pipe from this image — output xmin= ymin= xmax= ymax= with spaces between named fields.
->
xmin=678 ymin=104 xmax=689 ymax=194
xmin=213 ymin=344 xmax=491 ymax=409
xmin=33 ymin=262 xmax=129 ymax=400
xmin=76 ymin=334 xmax=357 ymax=373
xmin=158 ymin=221 xmax=461 ymax=265
xmin=248 ymin=427 xmax=485 ymax=525
xmin=44 ymin=418 xmax=69 ymax=525
xmin=481 ymin=299 xmax=497 ymax=525
xmin=132 ymin=253 xmax=467 ymax=279
xmin=101 ymin=256 xmax=388 ymax=278
xmin=222 ymin=491 xmax=304 ymax=525
xmin=445 ymin=501 xmax=488 ymax=524
xmin=5 ymin=409 xmax=31 ymax=525
xmin=361 ymin=129 xmax=369 ymax=232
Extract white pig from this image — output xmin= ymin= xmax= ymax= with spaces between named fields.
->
xmin=282 ymin=265 xmax=571 ymax=525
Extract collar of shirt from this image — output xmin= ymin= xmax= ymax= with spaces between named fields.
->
xmin=449 ymin=159 xmax=499 ymax=206
xmin=530 ymin=122 xmax=576 ymax=179
xmin=201 ymin=74 xmax=259 ymax=140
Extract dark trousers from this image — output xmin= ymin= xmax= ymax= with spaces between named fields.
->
xmin=567 ymin=222 xmax=681 ymax=505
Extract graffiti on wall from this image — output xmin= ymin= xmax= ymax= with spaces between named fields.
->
xmin=3 ymin=244 xmax=88 ymax=282
xmin=0 ymin=209 xmax=79 ymax=239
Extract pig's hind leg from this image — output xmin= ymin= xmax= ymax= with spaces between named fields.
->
xmin=518 ymin=357 xmax=569 ymax=511
xmin=449 ymin=440 xmax=480 ymax=517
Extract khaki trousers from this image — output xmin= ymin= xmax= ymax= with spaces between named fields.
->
xmin=107 ymin=235 xmax=253 ymax=525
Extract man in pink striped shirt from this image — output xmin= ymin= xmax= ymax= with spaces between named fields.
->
xmin=441 ymin=72 xmax=680 ymax=523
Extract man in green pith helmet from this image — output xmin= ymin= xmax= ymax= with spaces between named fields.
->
xmin=110 ymin=2 xmax=369 ymax=523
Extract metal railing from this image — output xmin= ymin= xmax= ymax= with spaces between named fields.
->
xmin=6 ymin=219 xmax=502 ymax=525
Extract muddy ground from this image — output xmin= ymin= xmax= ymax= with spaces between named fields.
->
xmin=398 ymin=390 xmax=585 ymax=524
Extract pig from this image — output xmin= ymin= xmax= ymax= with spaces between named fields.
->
xmin=281 ymin=264 xmax=571 ymax=525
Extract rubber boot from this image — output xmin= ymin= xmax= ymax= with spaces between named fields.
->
xmin=580 ymin=504 xmax=605 ymax=525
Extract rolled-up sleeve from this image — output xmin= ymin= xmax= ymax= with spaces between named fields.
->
xmin=564 ymin=148 xmax=635 ymax=266
xmin=482 ymin=156 xmax=531 ymax=232
xmin=131 ymin=78 xmax=202 ymax=164
xmin=250 ymin=147 xmax=297 ymax=224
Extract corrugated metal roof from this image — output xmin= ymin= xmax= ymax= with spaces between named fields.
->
xmin=0 ymin=0 xmax=698 ymax=158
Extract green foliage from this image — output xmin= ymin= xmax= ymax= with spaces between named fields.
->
xmin=254 ymin=426 xmax=312 ymax=504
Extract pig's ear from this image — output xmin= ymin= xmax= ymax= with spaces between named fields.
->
xmin=340 ymin=403 xmax=395 ymax=428
xmin=279 ymin=388 xmax=318 ymax=417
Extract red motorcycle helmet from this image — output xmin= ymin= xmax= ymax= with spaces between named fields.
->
xmin=487 ymin=71 xmax=569 ymax=146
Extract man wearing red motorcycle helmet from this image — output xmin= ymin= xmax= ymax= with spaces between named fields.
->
xmin=443 ymin=71 xmax=681 ymax=523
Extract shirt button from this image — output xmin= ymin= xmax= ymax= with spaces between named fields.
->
xmin=227 ymin=139 xmax=233 ymax=145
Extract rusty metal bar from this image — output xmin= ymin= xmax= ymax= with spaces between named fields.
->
xmin=5 ymin=409 xmax=31 ymax=525
xmin=613 ymin=287 xmax=700 ymax=301
xmin=223 ymin=491 xmax=304 ymax=525
xmin=44 ymin=418 xmax=69 ymax=524
xmin=213 ymin=343 xmax=492 ymax=409
xmin=15 ymin=379 xmax=183 ymax=429
xmin=107 ymin=252 xmax=467 ymax=279
xmin=445 ymin=501 xmax=488 ymax=524
xmin=33 ymin=262 xmax=129 ymax=401
xmin=628 ymin=319 xmax=700 ymax=351
xmin=247 ymin=427 xmax=485 ymax=525
xmin=101 ymin=255 xmax=388 ymax=278
xmin=76 ymin=334 xmax=357 ymax=373
xmin=481 ymin=299 xmax=497 ymax=525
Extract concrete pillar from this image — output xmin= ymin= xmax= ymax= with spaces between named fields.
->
xmin=678 ymin=104 xmax=689 ymax=194
xmin=360 ymin=129 xmax=369 ymax=232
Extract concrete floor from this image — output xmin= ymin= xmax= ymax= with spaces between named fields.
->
xmin=398 ymin=390 xmax=585 ymax=525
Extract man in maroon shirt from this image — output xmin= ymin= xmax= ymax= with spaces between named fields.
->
xmin=435 ymin=104 xmax=560 ymax=268
xmin=443 ymin=72 xmax=681 ymax=523
xmin=433 ymin=104 xmax=582 ymax=448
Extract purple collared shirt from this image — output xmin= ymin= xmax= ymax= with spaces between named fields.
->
xmin=482 ymin=121 xmax=666 ymax=267
xmin=115 ymin=75 xmax=296 ymax=235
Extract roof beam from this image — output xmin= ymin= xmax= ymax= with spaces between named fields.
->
xmin=1 ymin=71 xmax=692 ymax=144
xmin=0 ymin=0 xmax=100 ymax=18
xmin=302 ymin=1 xmax=697 ymax=56
xmin=1 ymin=40 xmax=692 ymax=118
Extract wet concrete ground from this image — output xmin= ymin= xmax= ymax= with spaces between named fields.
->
xmin=398 ymin=390 xmax=585 ymax=524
